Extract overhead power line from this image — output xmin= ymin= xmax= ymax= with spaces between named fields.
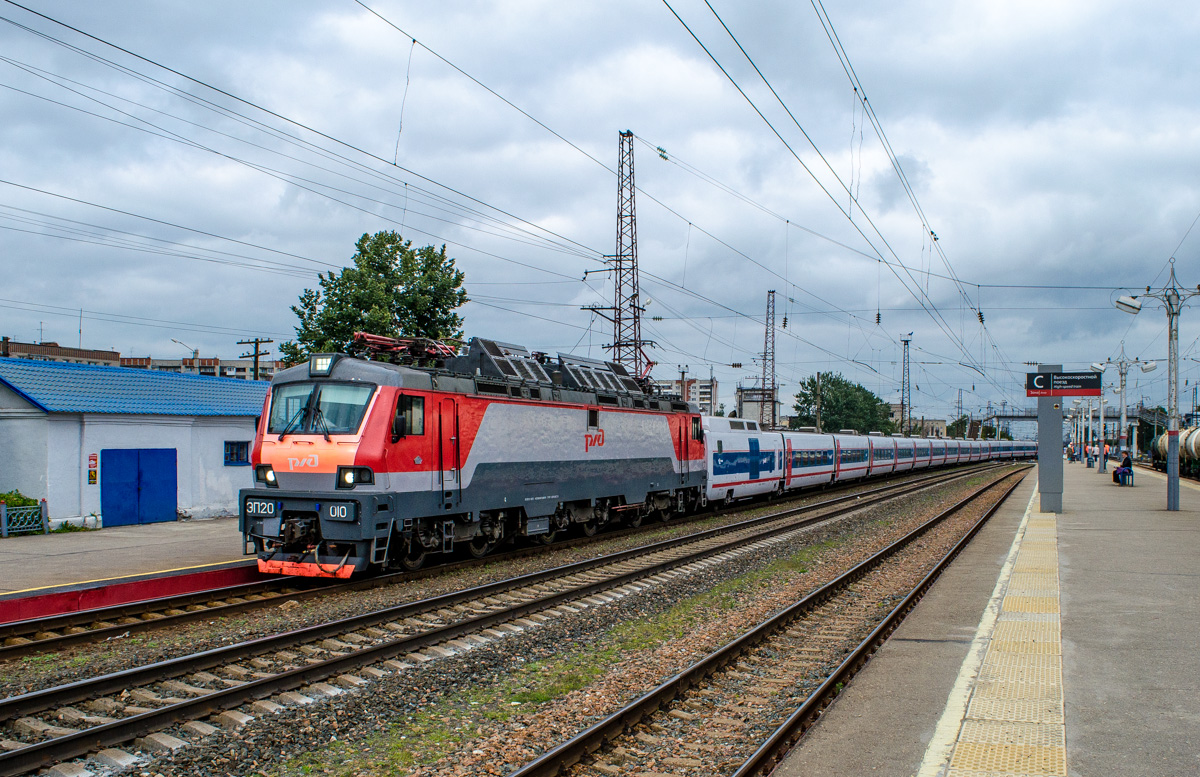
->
xmin=668 ymin=0 xmax=1019 ymax=405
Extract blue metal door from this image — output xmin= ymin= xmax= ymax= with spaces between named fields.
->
xmin=100 ymin=448 xmax=178 ymax=526
xmin=137 ymin=449 xmax=177 ymax=524
xmin=748 ymin=438 xmax=760 ymax=481
xmin=100 ymin=449 xmax=139 ymax=527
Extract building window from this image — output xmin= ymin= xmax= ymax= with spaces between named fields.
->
xmin=224 ymin=441 xmax=251 ymax=466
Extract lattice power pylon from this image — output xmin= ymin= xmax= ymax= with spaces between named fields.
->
xmin=584 ymin=130 xmax=654 ymax=378
xmin=614 ymin=130 xmax=643 ymax=375
xmin=760 ymin=289 xmax=776 ymax=428
xmin=900 ymin=333 xmax=912 ymax=434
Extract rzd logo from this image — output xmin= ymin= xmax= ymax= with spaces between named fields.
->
xmin=585 ymin=429 xmax=605 ymax=452
xmin=287 ymin=454 xmax=319 ymax=470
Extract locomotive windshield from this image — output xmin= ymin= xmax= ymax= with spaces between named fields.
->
xmin=267 ymin=382 xmax=375 ymax=435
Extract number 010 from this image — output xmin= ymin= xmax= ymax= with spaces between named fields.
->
xmin=328 ymin=504 xmax=349 ymax=519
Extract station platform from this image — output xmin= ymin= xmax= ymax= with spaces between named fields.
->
xmin=0 ymin=515 xmax=249 ymax=600
xmin=775 ymin=459 xmax=1200 ymax=777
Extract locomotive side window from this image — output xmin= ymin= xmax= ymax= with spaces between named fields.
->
xmin=393 ymin=394 xmax=425 ymax=438
xmin=588 ymin=408 xmax=599 ymax=428
xmin=691 ymin=417 xmax=703 ymax=441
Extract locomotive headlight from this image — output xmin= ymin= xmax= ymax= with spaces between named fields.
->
xmin=336 ymin=466 xmax=374 ymax=489
xmin=255 ymin=465 xmax=278 ymax=487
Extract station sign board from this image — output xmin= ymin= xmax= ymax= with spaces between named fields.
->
xmin=1025 ymin=371 xmax=1101 ymax=397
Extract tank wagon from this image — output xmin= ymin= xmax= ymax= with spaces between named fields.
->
xmin=1151 ymin=428 xmax=1200 ymax=476
xmin=239 ymin=334 xmax=1034 ymax=578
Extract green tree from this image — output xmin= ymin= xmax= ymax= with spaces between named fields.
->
xmin=789 ymin=372 xmax=894 ymax=434
xmin=280 ymin=231 xmax=467 ymax=362
xmin=980 ymin=424 xmax=1012 ymax=440
xmin=947 ymin=415 xmax=969 ymax=438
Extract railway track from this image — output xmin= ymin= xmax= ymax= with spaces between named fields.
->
xmin=507 ymin=467 xmax=1028 ymax=777
xmin=0 ymin=464 xmax=1001 ymax=661
xmin=0 ymin=465 xmax=1004 ymax=777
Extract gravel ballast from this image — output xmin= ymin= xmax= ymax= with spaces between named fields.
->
xmin=96 ymin=466 xmax=1029 ymax=777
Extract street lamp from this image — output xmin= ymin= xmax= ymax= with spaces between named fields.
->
xmin=1098 ymin=342 xmax=1157 ymax=460
xmin=1113 ymin=257 xmax=1200 ymax=510
xmin=1080 ymin=398 xmax=1089 ymax=453
xmin=1097 ymin=398 xmax=1109 ymax=472
xmin=1115 ymin=295 xmax=1143 ymax=315
xmin=171 ymin=338 xmax=199 ymax=375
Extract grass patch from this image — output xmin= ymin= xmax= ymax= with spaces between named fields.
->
xmin=50 ymin=522 xmax=97 ymax=533
xmin=275 ymin=533 xmax=851 ymax=776
xmin=20 ymin=652 xmax=60 ymax=666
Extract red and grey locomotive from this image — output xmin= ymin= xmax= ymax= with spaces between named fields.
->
xmin=240 ymin=336 xmax=706 ymax=577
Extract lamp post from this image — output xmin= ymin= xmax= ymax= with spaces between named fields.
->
xmin=1080 ymin=398 xmax=1089 ymax=458
xmin=1093 ymin=342 xmax=1157 ymax=458
xmin=171 ymin=338 xmax=199 ymax=375
xmin=1090 ymin=399 xmax=1098 ymax=462
xmin=1115 ymin=257 xmax=1200 ymax=510
xmin=1096 ymin=398 xmax=1109 ymax=472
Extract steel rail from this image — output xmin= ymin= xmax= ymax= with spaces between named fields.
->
xmin=0 ymin=464 xmax=998 ymax=660
xmin=731 ymin=472 xmax=1027 ymax=777
xmin=0 ymin=464 xmax=978 ymax=720
xmin=505 ymin=466 xmax=1030 ymax=777
xmin=0 ymin=466 xmax=1004 ymax=777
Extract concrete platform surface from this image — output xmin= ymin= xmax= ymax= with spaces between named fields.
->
xmin=774 ymin=460 xmax=1200 ymax=777
xmin=0 ymin=516 xmax=246 ymax=595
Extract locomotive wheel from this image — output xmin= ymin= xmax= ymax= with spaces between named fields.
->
xmin=626 ymin=511 xmax=643 ymax=528
xmin=466 ymin=536 xmax=495 ymax=559
xmin=580 ymin=520 xmax=599 ymax=537
xmin=399 ymin=543 xmax=427 ymax=571
xmin=534 ymin=530 xmax=558 ymax=545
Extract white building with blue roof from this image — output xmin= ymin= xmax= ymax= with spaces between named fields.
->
xmin=0 ymin=357 xmax=268 ymax=526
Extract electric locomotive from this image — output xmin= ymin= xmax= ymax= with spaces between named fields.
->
xmin=240 ymin=335 xmax=705 ymax=577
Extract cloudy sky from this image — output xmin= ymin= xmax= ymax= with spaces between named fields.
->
xmin=2 ymin=0 xmax=1199 ymax=424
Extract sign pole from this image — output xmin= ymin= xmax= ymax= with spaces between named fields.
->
xmin=1036 ymin=364 xmax=1064 ymax=513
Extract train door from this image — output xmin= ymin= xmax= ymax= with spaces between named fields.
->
xmin=678 ymin=419 xmax=688 ymax=485
xmin=437 ymin=398 xmax=460 ymax=506
xmin=785 ymin=437 xmax=793 ymax=486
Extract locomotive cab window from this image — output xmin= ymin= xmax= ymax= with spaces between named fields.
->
xmin=268 ymin=382 xmax=374 ymax=435
xmin=393 ymin=394 xmax=425 ymax=439
xmin=691 ymin=417 xmax=703 ymax=441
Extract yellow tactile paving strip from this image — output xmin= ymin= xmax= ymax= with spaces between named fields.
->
xmin=945 ymin=511 xmax=1067 ymax=776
